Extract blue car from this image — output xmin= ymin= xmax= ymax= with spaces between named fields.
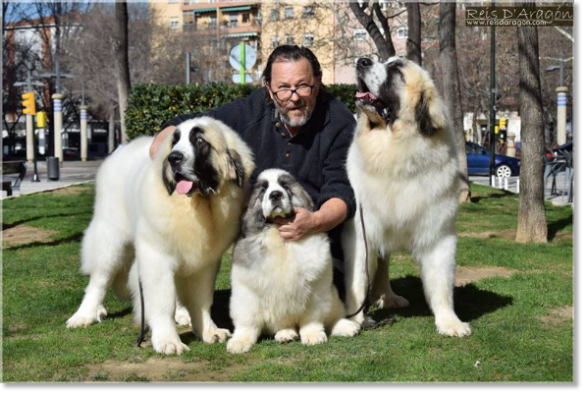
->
xmin=466 ymin=142 xmax=520 ymax=178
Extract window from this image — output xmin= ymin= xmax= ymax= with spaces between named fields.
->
xmin=397 ymin=27 xmax=408 ymax=39
xmin=303 ymin=33 xmax=314 ymax=47
xmin=271 ymin=36 xmax=280 ymax=49
xmin=209 ymin=14 xmax=217 ymax=28
xmin=183 ymin=11 xmax=194 ymax=25
xmin=270 ymin=8 xmax=279 ymax=21
xmin=302 ymin=6 xmax=314 ymax=18
xmin=285 ymin=35 xmax=294 ymax=45
xmin=229 ymin=13 xmax=238 ymax=27
xmin=353 ymin=28 xmax=367 ymax=41
xmin=169 ymin=17 xmax=179 ymax=30
xmin=284 ymin=6 xmax=294 ymax=19
xmin=242 ymin=12 xmax=250 ymax=24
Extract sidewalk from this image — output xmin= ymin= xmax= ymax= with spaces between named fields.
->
xmin=470 ymin=174 xmax=573 ymax=206
xmin=1 ymin=159 xmax=104 ymax=199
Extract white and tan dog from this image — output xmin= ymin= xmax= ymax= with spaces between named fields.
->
xmin=67 ymin=117 xmax=255 ymax=354
xmin=227 ymin=169 xmax=360 ymax=354
xmin=343 ymin=57 xmax=471 ymax=337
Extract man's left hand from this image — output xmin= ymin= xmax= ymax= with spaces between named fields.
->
xmin=274 ymin=207 xmax=321 ymax=242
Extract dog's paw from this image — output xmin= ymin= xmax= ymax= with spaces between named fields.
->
xmin=174 ymin=307 xmax=191 ymax=327
xmin=331 ymin=318 xmax=361 ymax=337
xmin=275 ymin=329 xmax=299 ymax=343
xmin=152 ymin=336 xmax=190 ymax=355
xmin=436 ymin=320 xmax=471 ymax=337
xmin=227 ymin=337 xmax=254 ymax=354
xmin=372 ymin=292 xmax=410 ymax=310
xmin=202 ymin=327 xmax=232 ymax=344
xmin=301 ymin=330 xmax=328 ymax=346
xmin=66 ymin=306 xmax=107 ymax=328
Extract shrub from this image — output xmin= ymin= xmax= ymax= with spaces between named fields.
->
xmin=125 ymin=83 xmax=357 ymax=139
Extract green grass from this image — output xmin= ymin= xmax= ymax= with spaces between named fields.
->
xmin=1 ymin=183 xmax=573 ymax=382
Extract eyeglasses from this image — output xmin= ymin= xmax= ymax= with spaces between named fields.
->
xmin=268 ymin=84 xmax=315 ymax=101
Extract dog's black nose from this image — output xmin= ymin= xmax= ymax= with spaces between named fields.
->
xmin=168 ymin=151 xmax=184 ymax=166
xmin=357 ymin=58 xmax=373 ymax=69
xmin=269 ymin=190 xmax=283 ymax=201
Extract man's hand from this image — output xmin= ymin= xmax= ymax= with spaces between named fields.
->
xmin=149 ymin=126 xmax=176 ymax=159
xmin=274 ymin=207 xmax=321 ymax=242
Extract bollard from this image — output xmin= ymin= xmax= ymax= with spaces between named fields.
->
xmin=47 ymin=156 xmax=60 ymax=181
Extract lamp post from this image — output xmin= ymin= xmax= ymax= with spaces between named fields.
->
xmin=546 ymin=59 xmax=569 ymax=146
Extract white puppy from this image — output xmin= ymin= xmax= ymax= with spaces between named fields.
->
xmin=227 ymin=169 xmax=360 ymax=354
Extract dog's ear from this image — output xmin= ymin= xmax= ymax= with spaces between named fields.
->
xmin=290 ymin=181 xmax=314 ymax=211
xmin=415 ymin=91 xmax=447 ymax=136
xmin=227 ymin=149 xmax=245 ymax=188
xmin=162 ymin=158 xmax=176 ymax=195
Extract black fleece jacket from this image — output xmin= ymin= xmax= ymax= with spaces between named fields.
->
xmin=161 ymin=87 xmax=357 ymax=221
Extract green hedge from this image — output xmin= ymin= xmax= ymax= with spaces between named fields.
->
xmin=125 ymin=83 xmax=357 ymax=139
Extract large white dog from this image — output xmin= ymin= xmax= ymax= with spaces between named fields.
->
xmin=343 ymin=57 xmax=471 ymax=337
xmin=227 ymin=169 xmax=360 ymax=354
xmin=66 ymin=117 xmax=255 ymax=354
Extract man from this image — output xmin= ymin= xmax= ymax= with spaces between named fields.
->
xmin=151 ymin=45 xmax=356 ymax=296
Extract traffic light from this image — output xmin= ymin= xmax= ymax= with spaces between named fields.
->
xmin=22 ymin=92 xmax=37 ymax=115
xmin=498 ymin=118 xmax=507 ymax=129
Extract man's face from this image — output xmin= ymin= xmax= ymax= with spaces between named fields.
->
xmin=266 ymin=58 xmax=320 ymax=128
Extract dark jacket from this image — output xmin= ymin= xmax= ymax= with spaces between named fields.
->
xmin=161 ymin=87 xmax=357 ymax=221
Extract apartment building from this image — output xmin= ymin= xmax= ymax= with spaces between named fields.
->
xmin=150 ymin=1 xmax=409 ymax=85
xmin=149 ymin=1 xmax=262 ymax=83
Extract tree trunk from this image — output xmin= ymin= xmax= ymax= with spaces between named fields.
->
xmin=108 ymin=105 xmax=116 ymax=154
xmin=350 ymin=1 xmax=395 ymax=60
xmin=114 ymin=2 xmax=131 ymax=144
xmin=406 ymin=2 xmax=422 ymax=66
xmin=439 ymin=1 xmax=470 ymax=203
xmin=516 ymin=4 xmax=548 ymax=243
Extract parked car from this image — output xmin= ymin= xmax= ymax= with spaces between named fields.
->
xmin=466 ymin=142 xmax=521 ymax=178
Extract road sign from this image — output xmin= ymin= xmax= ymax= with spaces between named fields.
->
xmin=229 ymin=43 xmax=257 ymax=71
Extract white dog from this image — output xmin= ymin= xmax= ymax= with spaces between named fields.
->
xmin=227 ymin=169 xmax=360 ymax=354
xmin=343 ymin=57 xmax=471 ymax=337
xmin=66 ymin=117 xmax=255 ymax=354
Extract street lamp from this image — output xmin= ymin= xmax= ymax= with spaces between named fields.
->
xmin=546 ymin=60 xmax=569 ymax=146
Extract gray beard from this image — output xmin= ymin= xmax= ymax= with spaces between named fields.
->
xmin=278 ymin=107 xmax=313 ymax=128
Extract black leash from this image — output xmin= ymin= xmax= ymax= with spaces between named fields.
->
xmin=345 ymin=203 xmax=371 ymax=319
xmin=136 ymin=278 xmax=148 ymax=347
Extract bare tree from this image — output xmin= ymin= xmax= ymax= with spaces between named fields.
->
xmin=515 ymin=3 xmax=547 ymax=243
xmin=114 ymin=2 xmax=131 ymax=144
xmin=406 ymin=2 xmax=421 ymax=65
xmin=350 ymin=0 xmax=396 ymax=60
xmin=439 ymin=1 xmax=469 ymax=203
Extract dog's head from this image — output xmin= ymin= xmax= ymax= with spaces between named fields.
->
xmin=159 ymin=117 xmax=254 ymax=197
xmin=355 ymin=56 xmax=447 ymax=135
xmin=241 ymin=169 xmax=313 ymax=236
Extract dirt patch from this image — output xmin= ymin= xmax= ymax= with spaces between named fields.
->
xmin=87 ymin=358 xmax=247 ymax=382
xmin=455 ymin=266 xmax=518 ymax=287
xmin=459 ymin=229 xmax=517 ymax=241
xmin=2 ymin=224 xmax=59 ymax=246
xmin=539 ymin=306 xmax=573 ymax=324
xmin=47 ymin=185 xmax=92 ymax=196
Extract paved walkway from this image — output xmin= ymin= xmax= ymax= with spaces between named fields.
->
xmin=2 ymin=160 xmax=573 ymax=207
xmin=470 ymin=173 xmax=573 ymax=206
xmin=2 ymin=159 xmax=104 ymax=199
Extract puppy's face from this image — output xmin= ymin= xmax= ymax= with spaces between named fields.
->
xmin=355 ymin=56 xmax=445 ymax=135
xmin=241 ymin=169 xmax=313 ymax=235
xmin=161 ymin=119 xmax=245 ymax=197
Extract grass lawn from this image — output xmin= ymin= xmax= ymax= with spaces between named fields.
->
xmin=1 ymin=183 xmax=573 ymax=382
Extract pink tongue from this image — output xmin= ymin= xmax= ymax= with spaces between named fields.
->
xmin=176 ymin=180 xmax=194 ymax=195
xmin=356 ymin=92 xmax=377 ymax=101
